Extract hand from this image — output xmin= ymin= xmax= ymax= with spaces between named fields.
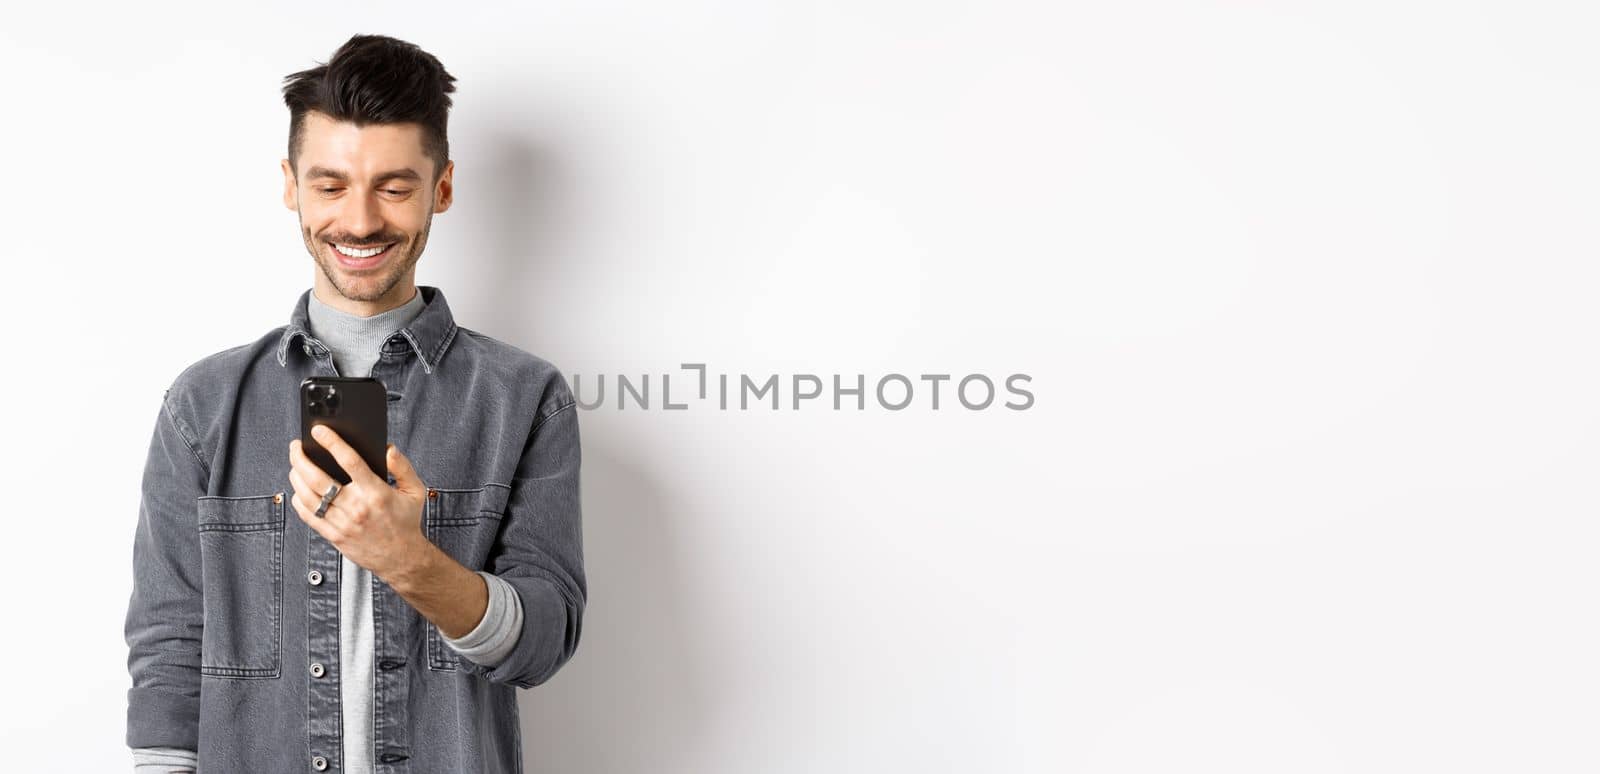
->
xmin=288 ymin=425 xmax=430 ymax=581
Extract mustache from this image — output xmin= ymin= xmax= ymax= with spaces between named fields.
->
xmin=320 ymin=234 xmax=403 ymax=247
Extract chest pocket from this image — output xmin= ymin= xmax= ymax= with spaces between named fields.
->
xmin=197 ymin=492 xmax=285 ymax=679
xmin=424 ymin=483 xmax=511 ymax=671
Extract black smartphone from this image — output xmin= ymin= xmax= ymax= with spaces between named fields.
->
xmin=300 ymin=376 xmax=389 ymax=484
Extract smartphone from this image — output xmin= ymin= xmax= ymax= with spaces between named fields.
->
xmin=300 ymin=376 xmax=389 ymax=484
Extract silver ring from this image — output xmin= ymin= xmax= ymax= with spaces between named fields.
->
xmin=314 ymin=482 xmax=341 ymax=518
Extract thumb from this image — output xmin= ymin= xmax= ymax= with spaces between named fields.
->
xmin=387 ymin=444 xmax=424 ymax=493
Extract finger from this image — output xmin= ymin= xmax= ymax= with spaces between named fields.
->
xmin=289 ymin=457 xmax=349 ymax=530
xmin=289 ymin=479 xmax=344 ymax=544
xmin=311 ymin=424 xmax=383 ymax=488
xmin=288 ymin=464 xmax=308 ymax=503
xmin=386 ymin=444 xmax=425 ymax=494
xmin=289 ymin=466 xmax=325 ymax=520
xmin=289 ymin=438 xmax=339 ymax=499
xmin=288 ymin=465 xmax=326 ymax=518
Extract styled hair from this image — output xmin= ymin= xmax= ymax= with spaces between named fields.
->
xmin=281 ymin=34 xmax=457 ymax=179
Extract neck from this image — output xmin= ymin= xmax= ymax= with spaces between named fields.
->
xmin=304 ymin=286 xmax=427 ymax=378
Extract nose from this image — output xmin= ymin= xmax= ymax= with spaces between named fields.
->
xmin=336 ymin=188 xmax=385 ymax=242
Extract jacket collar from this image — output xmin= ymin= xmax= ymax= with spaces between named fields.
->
xmin=275 ymin=285 xmax=459 ymax=375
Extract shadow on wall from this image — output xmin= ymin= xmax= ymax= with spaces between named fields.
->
xmin=470 ymin=130 xmax=715 ymax=771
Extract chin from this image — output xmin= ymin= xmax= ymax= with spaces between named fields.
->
xmin=353 ymin=281 xmax=390 ymax=295
xmin=321 ymin=267 xmax=388 ymax=298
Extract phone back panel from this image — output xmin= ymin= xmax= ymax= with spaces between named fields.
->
xmin=300 ymin=376 xmax=389 ymax=485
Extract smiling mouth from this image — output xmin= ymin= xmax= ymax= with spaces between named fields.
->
xmin=328 ymin=241 xmax=397 ymax=268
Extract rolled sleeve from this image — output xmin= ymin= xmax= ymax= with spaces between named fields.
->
xmin=442 ymin=571 xmax=525 ymax=667
xmin=455 ymin=396 xmax=586 ymax=689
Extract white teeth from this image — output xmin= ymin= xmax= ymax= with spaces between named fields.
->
xmin=333 ymin=243 xmax=388 ymax=258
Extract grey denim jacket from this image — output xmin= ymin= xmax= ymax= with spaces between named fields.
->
xmin=123 ymin=285 xmax=586 ymax=773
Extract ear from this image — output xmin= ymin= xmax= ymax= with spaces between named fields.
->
xmin=433 ymin=160 xmax=454 ymax=214
xmin=280 ymin=158 xmax=298 ymax=211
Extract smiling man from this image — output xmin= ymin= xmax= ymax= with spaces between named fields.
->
xmin=123 ymin=34 xmax=586 ymax=774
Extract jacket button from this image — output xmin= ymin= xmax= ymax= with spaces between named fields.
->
xmin=428 ymin=488 xmax=437 ymax=499
xmin=312 ymin=756 xmax=328 ymax=771
xmin=274 ymin=492 xmax=284 ymax=504
xmin=307 ymin=570 xmax=323 ymax=586
xmin=309 ymin=662 xmax=325 ymax=678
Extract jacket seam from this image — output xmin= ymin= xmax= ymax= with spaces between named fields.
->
xmin=529 ymin=400 xmax=576 ymax=436
xmin=161 ymin=391 xmax=211 ymax=481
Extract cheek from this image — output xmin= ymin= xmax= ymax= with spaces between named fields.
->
xmin=300 ymin=216 xmax=335 ymax=241
xmin=389 ymin=205 xmax=428 ymax=233
xmin=298 ymin=200 xmax=336 ymax=224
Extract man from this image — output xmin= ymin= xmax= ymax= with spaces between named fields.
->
xmin=123 ymin=34 xmax=586 ymax=773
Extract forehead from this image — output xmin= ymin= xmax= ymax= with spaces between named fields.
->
xmin=296 ymin=111 xmax=431 ymax=178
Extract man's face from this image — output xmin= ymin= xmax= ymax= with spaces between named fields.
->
xmin=281 ymin=111 xmax=453 ymax=305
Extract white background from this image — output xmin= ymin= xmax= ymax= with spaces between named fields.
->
xmin=1 ymin=1 xmax=1595 ymax=772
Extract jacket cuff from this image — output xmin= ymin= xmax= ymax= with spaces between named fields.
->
xmin=454 ymin=571 xmax=578 ymax=688
xmin=126 ymin=685 xmax=200 ymax=750
xmin=441 ymin=571 xmax=524 ymax=667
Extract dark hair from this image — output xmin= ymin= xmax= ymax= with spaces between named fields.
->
xmin=281 ymin=34 xmax=457 ymax=180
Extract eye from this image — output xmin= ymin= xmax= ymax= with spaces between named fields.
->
xmin=315 ymin=187 xmax=343 ymax=195
xmin=381 ymin=189 xmax=412 ymax=196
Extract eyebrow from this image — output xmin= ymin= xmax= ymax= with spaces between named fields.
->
xmin=303 ymin=166 xmax=424 ymax=184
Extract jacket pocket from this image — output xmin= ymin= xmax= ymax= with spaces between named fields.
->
xmin=197 ymin=492 xmax=285 ymax=678
xmin=424 ymin=483 xmax=510 ymax=671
